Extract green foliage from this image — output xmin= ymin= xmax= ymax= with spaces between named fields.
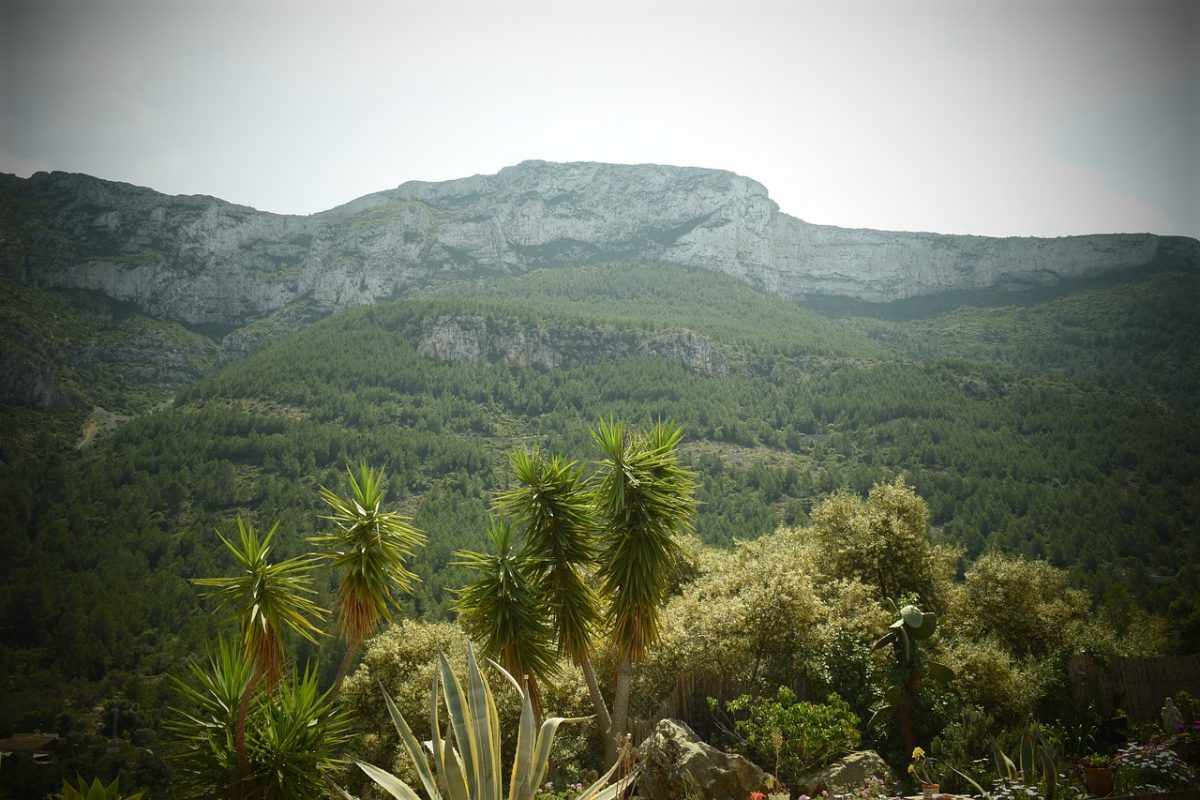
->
xmin=52 ymin=776 xmax=146 ymax=800
xmin=311 ymin=462 xmax=426 ymax=648
xmin=3 ymin=260 xmax=1200 ymax=794
xmin=868 ymin=601 xmax=955 ymax=756
xmin=191 ymin=518 xmax=325 ymax=686
xmin=990 ymin=729 xmax=1059 ymax=800
xmin=720 ymin=687 xmax=861 ymax=781
xmin=591 ymin=419 xmax=698 ymax=663
xmin=354 ymin=643 xmax=633 ymax=800
xmin=410 ymin=262 xmax=885 ymax=359
xmin=495 ymin=448 xmax=600 ymax=664
xmin=453 ymin=518 xmax=560 ymax=712
xmin=951 ymin=554 xmax=1089 ymax=659
xmin=168 ymin=638 xmax=350 ymax=799
xmin=809 ymin=477 xmax=957 ymax=609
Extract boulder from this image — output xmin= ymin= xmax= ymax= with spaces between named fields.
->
xmin=793 ymin=750 xmax=901 ymax=796
xmin=636 ymin=718 xmax=770 ymax=800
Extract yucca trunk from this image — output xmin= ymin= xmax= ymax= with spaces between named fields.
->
xmin=608 ymin=655 xmax=633 ymax=768
xmin=580 ymin=650 xmax=615 ymax=765
xmin=233 ymin=667 xmax=262 ymax=800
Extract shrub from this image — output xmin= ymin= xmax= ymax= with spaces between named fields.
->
xmin=719 ymin=687 xmax=860 ymax=782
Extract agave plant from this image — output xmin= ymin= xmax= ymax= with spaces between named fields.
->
xmin=351 ymin=642 xmax=635 ymax=800
xmin=52 ymin=777 xmax=145 ymax=800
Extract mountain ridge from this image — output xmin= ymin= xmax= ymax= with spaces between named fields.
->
xmin=2 ymin=161 xmax=1196 ymax=329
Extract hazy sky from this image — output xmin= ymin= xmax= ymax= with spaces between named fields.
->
xmin=2 ymin=0 xmax=1196 ymax=238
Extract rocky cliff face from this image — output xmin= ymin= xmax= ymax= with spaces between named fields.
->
xmin=416 ymin=315 xmax=728 ymax=376
xmin=2 ymin=163 xmax=1194 ymax=327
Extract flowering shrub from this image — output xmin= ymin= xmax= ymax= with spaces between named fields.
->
xmin=534 ymin=781 xmax=586 ymax=800
xmin=835 ymin=775 xmax=900 ymax=800
xmin=1113 ymin=741 xmax=1195 ymax=793
xmin=986 ymin=777 xmax=1042 ymax=800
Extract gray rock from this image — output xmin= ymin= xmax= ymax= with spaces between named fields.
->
xmin=3 ymin=163 xmax=1195 ymax=329
xmin=793 ymin=750 xmax=901 ymax=797
xmin=636 ymin=718 xmax=770 ymax=800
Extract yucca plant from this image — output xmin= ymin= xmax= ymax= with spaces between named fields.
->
xmin=52 ymin=777 xmax=145 ymax=800
xmin=169 ymin=638 xmax=351 ymax=799
xmin=453 ymin=517 xmax=559 ymax=719
xmin=311 ymin=463 xmax=427 ymax=689
xmin=351 ymin=642 xmax=636 ymax=800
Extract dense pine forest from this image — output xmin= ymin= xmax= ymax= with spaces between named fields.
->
xmin=1 ymin=260 xmax=1198 ymax=797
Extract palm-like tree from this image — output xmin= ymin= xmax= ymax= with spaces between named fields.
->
xmin=494 ymin=447 xmax=611 ymax=741
xmin=192 ymin=517 xmax=325 ymax=798
xmin=310 ymin=463 xmax=426 ymax=688
xmin=590 ymin=418 xmax=697 ymax=761
xmin=452 ymin=517 xmax=559 ymax=718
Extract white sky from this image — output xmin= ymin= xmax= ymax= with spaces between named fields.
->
xmin=2 ymin=0 xmax=1196 ymax=238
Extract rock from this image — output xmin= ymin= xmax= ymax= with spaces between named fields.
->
xmin=414 ymin=314 xmax=730 ymax=376
xmin=636 ymin=718 xmax=770 ymax=800
xmin=3 ymin=163 xmax=1195 ymax=329
xmin=793 ymin=750 xmax=901 ymax=796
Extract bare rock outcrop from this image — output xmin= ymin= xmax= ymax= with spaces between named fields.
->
xmin=636 ymin=718 xmax=770 ymax=800
xmin=2 ymin=163 xmax=1194 ymax=329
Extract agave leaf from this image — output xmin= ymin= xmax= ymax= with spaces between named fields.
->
xmin=900 ymin=625 xmax=911 ymax=664
xmin=429 ymin=665 xmax=448 ymax=795
xmin=1041 ymin=744 xmax=1057 ymax=800
xmin=576 ymin=758 xmax=626 ymax=800
xmin=356 ymin=760 xmax=424 ymax=800
xmin=884 ymin=684 xmax=902 ymax=704
xmin=380 ymin=680 xmax=442 ymax=800
xmin=994 ymin=746 xmax=1017 ymax=781
xmin=949 ymin=765 xmax=987 ymax=797
xmin=441 ymin=744 xmax=470 ymax=800
xmin=529 ymin=715 xmax=591 ymax=794
xmin=464 ymin=646 xmax=499 ymax=800
xmin=510 ymin=686 xmax=538 ymax=800
xmin=584 ymin=770 xmax=640 ymax=800
xmin=438 ymin=652 xmax=478 ymax=797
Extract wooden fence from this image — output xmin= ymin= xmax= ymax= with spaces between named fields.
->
xmin=1067 ymin=653 xmax=1200 ymax=723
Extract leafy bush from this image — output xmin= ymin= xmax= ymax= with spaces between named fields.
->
xmin=719 ymin=687 xmax=860 ymax=782
xmin=1113 ymin=741 xmax=1195 ymax=793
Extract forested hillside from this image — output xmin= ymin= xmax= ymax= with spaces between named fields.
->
xmin=1 ymin=260 xmax=1198 ymax=795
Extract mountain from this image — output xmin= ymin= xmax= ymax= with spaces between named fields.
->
xmin=1 ymin=162 xmax=1198 ymax=797
xmin=3 ymin=162 xmax=1196 ymax=335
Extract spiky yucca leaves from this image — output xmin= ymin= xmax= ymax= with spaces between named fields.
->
xmin=453 ymin=518 xmax=558 ymax=717
xmin=590 ymin=419 xmax=697 ymax=663
xmin=192 ymin=517 xmax=325 ymax=688
xmin=53 ymin=777 xmax=145 ymax=800
xmin=494 ymin=447 xmax=600 ymax=665
xmin=170 ymin=639 xmax=351 ymax=800
xmin=312 ymin=463 xmax=426 ymax=651
xmin=353 ymin=643 xmax=634 ymax=800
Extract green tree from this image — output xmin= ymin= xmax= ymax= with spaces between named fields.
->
xmin=590 ymin=419 xmax=697 ymax=765
xmin=191 ymin=518 xmax=325 ymax=798
xmin=309 ymin=462 xmax=426 ymax=689
xmin=493 ymin=448 xmax=610 ymax=743
xmin=809 ymin=476 xmax=955 ymax=610
xmin=453 ymin=517 xmax=559 ymax=718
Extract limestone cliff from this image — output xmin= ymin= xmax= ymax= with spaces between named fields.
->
xmin=1 ymin=162 xmax=1194 ymax=327
xmin=416 ymin=315 xmax=728 ymax=376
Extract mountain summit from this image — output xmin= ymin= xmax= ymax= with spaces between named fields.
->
xmin=1 ymin=161 xmax=1195 ymax=326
